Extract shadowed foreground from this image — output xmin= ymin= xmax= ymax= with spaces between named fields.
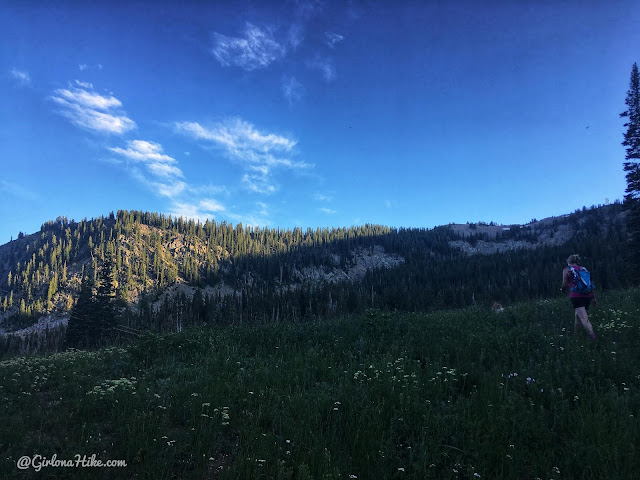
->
xmin=1 ymin=289 xmax=639 ymax=479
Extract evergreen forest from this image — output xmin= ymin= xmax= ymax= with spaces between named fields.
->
xmin=0 ymin=203 xmax=631 ymax=356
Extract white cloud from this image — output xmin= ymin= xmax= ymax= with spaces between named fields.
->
xmin=129 ymin=166 xmax=186 ymax=199
xmin=170 ymin=198 xmax=226 ymax=221
xmin=50 ymin=84 xmax=135 ymax=134
xmin=176 ymin=117 xmax=309 ymax=195
xmin=314 ymin=193 xmax=334 ymax=202
xmin=110 ymin=140 xmax=185 ymax=189
xmin=54 ymin=87 xmax=122 ymax=110
xmin=176 ymin=118 xmax=296 ymax=155
xmin=10 ymin=68 xmax=31 ymax=86
xmin=324 ymin=32 xmax=344 ymax=48
xmin=225 ymin=205 xmax=271 ymax=228
xmin=211 ymin=23 xmax=286 ymax=71
xmin=242 ymin=172 xmax=276 ymax=195
xmin=78 ymin=64 xmax=103 ymax=71
xmin=199 ymin=199 xmax=225 ymax=213
xmin=109 ymin=140 xmax=176 ymax=164
xmin=282 ymin=75 xmax=304 ymax=105
xmin=146 ymin=162 xmax=184 ymax=179
xmin=319 ymin=207 xmax=336 ymax=214
xmin=47 ymin=80 xmax=230 ymax=225
xmin=169 ymin=202 xmax=202 ymax=220
xmin=156 ymin=180 xmax=187 ymax=199
xmin=307 ymin=56 xmax=336 ymax=82
xmin=74 ymin=80 xmax=93 ymax=89
xmin=110 ymin=140 xmax=229 ymax=226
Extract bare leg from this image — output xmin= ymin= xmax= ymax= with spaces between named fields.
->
xmin=575 ymin=306 xmax=595 ymax=338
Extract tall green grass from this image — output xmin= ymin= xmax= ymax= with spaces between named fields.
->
xmin=1 ymin=289 xmax=639 ymax=479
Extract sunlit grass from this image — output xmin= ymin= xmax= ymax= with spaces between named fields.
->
xmin=1 ymin=289 xmax=639 ymax=479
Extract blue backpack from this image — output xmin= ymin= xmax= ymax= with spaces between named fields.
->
xmin=570 ymin=266 xmax=594 ymax=294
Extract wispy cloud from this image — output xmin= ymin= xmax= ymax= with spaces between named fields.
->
xmin=289 ymin=0 xmax=323 ymax=48
xmin=74 ymin=80 xmax=93 ymax=89
xmin=108 ymin=139 xmax=232 ymax=225
xmin=199 ymin=199 xmax=225 ymax=212
xmin=110 ymin=140 xmax=177 ymax=165
xmin=314 ymin=193 xmax=334 ymax=202
xmin=109 ymin=140 xmax=184 ymax=188
xmin=169 ymin=198 xmax=276 ymax=227
xmin=243 ymin=170 xmax=276 ymax=194
xmin=226 ymin=202 xmax=271 ymax=227
xmin=282 ymin=75 xmax=304 ymax=106
xmin=307 ymin=56 xmax=336 ymax=82
xmin=169 ymin=199 xmax=225 ymax=220
xmin=155 ymin=180 xmax=188 ymax=199
xmin=79 ymin=64 xmax=103 ymax=71
xmin=110 ymin=140 xmax=185 ymax=195
xmin=10 ymin=68 xmax=31 ymax=86
xmin=211 ymin=23 xmax=286 ymax=71
xmin=324 ymin=32 xmax=344 ymax=48
xmin=46 ymin=78 xmax=232 ymax=225
xmin=50 ymin=82 xmax=135 ymax=134
xmin=175 ymin=117 xmax=310 ymax=195
xmin=176 ymin=118 xmax=297 ymax=155
xmin=128 ymin=165 xmax=187 ymax=199
xmin=319 ymin=207 xmax=336 ymax=214
xmin=55 ymin=86 xmax=122 ymax=110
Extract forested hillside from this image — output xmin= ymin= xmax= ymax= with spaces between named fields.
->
xmin=0 ymin=203 xmax=631 ymax=356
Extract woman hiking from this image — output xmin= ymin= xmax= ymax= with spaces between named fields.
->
xmin=561 ymin=254 xmax=597 ymax=340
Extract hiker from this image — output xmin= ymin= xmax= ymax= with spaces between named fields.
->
xmin=561 ymin=254 xmax=597 ymax=340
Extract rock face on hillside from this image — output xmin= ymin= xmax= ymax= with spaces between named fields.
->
xmin=150 ymin=245 xmax=405 ymax=302
xmin=0 ymin=314 xmax=69 ymax=337
xmin=448 ymin=225 xmax=573 ymax=255
xmin=291 ymin=245 xmax=405 ymax=285
xmin=446 ymin=209 xmax=626 ymax=256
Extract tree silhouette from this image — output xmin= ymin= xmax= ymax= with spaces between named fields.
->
xmin=64 ymin=272 xmax=94 ymax=349
xmin=621 ymin=62 xmax=640 ymax=276
xmin=94 ymin=254 xmax=117 ymax=346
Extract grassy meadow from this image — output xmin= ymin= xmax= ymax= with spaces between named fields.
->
xmin=1 ymin=289 xmax=639 ymax=479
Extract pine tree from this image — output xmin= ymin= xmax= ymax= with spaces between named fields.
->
xmin=64 ymin=273 xmax=94 ymax=349
xmin=620 ymin=62 xmax=640 ymax=275
xmin=95 ymin=255 xmax=117 ymax=345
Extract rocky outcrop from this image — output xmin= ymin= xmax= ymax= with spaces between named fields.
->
xmin=291 ymin=245 xmax=405 ymax=285
xmin=0 ymin=313 xmax=68 ymax=338
xmin=447 ymin=209 xmax=625 ymax=256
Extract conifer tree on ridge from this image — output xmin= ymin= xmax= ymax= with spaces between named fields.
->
xmin=620 ymin=62 xmax=640 ymax=275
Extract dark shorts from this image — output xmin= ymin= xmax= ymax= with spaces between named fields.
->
xmin=570 ymin=297 xmax=592 ymax=310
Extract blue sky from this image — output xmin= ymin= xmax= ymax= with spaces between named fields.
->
xmin=1 ymin=1 xmax=638 ymax=245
